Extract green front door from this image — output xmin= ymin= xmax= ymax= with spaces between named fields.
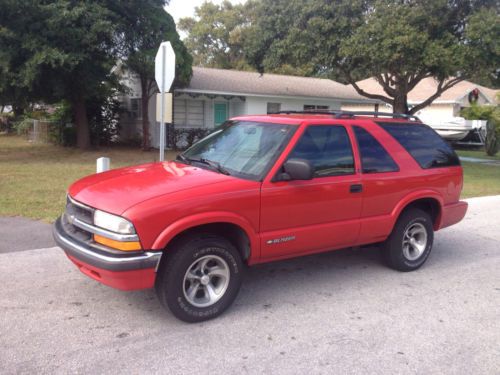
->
xmin=214 ymin=103 xmax=228 ymax=126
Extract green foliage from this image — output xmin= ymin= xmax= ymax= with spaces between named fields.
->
xmin=0 ymin=0 xmax=191 ymax=149
xmin=466 ymin=8 xmax=500 ymax=88
xmin=0 ymin=0 xmax=118 ymax=148
xmin=13 ymin=117 xmax=33 ymax=136
xmin=461 ymin=104 xmax=500 ymax=156
xmin=110 ymin=0 xmax=192 ymax=150
xmin=178 ymin=0 xmax=256 ymax=70
xmin=87 ymin=93 xmax=123 ymax=147
xmin=246 ymin=0 xmax=499 ymax=113
xmin=116 ymin=0 xmax=192 ymax=89
xmin=47 ymin=102 xmax=74 ymax=146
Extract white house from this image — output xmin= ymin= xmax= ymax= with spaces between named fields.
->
xmin=119 ymin=67 xmax=376 ymax=148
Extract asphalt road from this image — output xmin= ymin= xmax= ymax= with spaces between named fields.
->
xmin=0 ymin=217 xmax=54 ymax=253
xmin=1 ymin=196 xmax=499 ymax=374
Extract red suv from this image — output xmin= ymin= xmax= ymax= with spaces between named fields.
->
xmin=53 ymin=111 xmax=468 ymax=322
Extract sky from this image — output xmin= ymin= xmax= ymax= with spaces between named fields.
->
xmin=166 ymin=0 xmax=246 ymax=23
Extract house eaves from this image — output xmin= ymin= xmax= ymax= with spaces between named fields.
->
xmin=174 ymin=88 xmax=378 ymax=104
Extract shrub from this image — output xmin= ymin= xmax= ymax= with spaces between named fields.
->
xmin=48 ymin=102 xmax=73 ymax=145
xmin=13 ymin=116 xmax=33 ymax=136
xmin=461 ymin=104 xmax=500 ymax=156
xmin=87 ymin=95 xmax=123 ymax=147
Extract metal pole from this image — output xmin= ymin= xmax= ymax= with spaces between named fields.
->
xmin=159 ymin=45 xmax=166 ymax=162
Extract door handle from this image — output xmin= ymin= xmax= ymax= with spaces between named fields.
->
xmin=350 ymin=184 xmax=363 ymax=193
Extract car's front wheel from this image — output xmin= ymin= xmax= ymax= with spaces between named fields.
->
xmin=382 ymin=208 xmax=434 ymax=271
xmin=155 ymin=234 xmax=243 ymax=322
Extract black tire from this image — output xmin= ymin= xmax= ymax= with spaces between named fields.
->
xmin=155 ymin=233 xmax=243 ymax=323
xmin=382 ymin=208 xmax=434 ymax=272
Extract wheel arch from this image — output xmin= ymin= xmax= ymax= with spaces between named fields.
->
xmin=392 ymin=192 xmax=444 ymax=230
xmin=151 ymin=212 xmax=259 ymax=263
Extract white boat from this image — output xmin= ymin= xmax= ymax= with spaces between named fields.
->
xmin=419 ymin=115 xmax=487 ymax=142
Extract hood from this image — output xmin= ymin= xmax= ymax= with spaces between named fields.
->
xmin=69 ymin=161 xmax=234 ymax=214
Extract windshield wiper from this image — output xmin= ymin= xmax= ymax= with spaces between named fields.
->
xmin=176 ymin=154 xmax=190 ymax=164
xmin=198 ymin=158 xmax=231 ymax=175
xmin=177 ymin=154 xmax=231 ymax=175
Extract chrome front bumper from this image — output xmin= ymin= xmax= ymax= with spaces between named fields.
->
xmin=53 ymin=217 xmax=161 ymax=272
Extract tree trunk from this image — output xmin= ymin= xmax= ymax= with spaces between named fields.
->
xmin=393 ymin=93 xmax=409 ymax=114
xmin=73 ymin=96 xmax=91 ymax=149
xmin=12 ymin=104 xmax=25 ymax=118
xmin=141 ymin=80 xmax=151 ymax=150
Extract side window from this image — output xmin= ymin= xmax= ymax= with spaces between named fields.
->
xmin=288 ymin=125 xmax=355 ymax=177
xmin=353 ymin=126 xmax=399 ymax=173
xmin=377 ymin=122 xmax=460 ymax=169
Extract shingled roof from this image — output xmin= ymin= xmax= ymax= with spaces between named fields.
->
xmin=176 ymin=67 xmax=371 ymax=102
xmin=355 ymin=77 xmax=498 ymax=104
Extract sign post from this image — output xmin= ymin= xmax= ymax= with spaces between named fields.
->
xmin=154 ymin=41 xmax=175 ymax=161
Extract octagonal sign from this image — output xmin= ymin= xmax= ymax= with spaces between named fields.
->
xmin=155 ymin=41 xmax=176 ymax=93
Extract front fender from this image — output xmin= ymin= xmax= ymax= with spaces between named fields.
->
xmin=151 ymin=211 xmax=261 ymax=263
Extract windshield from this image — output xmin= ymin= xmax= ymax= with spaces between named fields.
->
xmin=181 ymin=121 xmax=296 ymax=181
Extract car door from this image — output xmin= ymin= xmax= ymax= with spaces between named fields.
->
xmin=259 ymin=124 xmax=363 ymax=261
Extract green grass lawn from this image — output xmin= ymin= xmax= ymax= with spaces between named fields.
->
xmin=1 ymin=134 xmax=499 ymax=222
xmin=461 ymin=161 xmax=500 ymax=198
xmin=455 ymin=149 xmax=500 ymax=161
xmin=0 ymin=134 xmax=177 ymax=222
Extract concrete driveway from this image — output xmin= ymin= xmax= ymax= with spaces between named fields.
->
xmin=1 ymin=196 xmax=499 ymax=374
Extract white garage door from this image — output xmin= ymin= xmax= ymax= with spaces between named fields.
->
xmin=174 ymin=99 xmax=205 ymax=128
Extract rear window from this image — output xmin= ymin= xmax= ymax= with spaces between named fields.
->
xmin=377 ymin=122 xmax=460 ymax=169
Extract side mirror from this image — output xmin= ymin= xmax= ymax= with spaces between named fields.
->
xmin=279 ymin=158 xmax=314 ymax=181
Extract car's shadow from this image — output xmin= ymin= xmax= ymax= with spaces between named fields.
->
xmin=120 ymin=230 xmax=480 ymax=323
xmin=122 ymin=245 xmax=384 ymax=323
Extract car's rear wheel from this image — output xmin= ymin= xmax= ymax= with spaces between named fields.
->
xmin=155 ymin=233 xmax=243 ymax=323
xmin=382 ymin=208 xmax=434 ymax=271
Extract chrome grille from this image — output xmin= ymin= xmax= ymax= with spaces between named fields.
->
xmin=66 ymin=196 xmax=94 ymax=224
xmin=63 ymin=196 xmax=94 ymax=242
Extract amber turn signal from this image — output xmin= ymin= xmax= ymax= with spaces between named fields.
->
xmin=93 ymin=234 xmax=142 ymax=251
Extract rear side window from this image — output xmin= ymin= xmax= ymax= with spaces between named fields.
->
xmin=288 ymin=125 xmax=355 ymax=177
xmin=353 ymin=126 xmax=399 ymax=173
xmin=377 ymin=122 xmax=460 ymax=169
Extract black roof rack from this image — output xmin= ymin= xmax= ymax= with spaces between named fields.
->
xmin=269 ymin=110 xmax=421 ymax=122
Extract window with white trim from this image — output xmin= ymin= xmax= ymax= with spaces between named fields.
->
xmin=173 ymin=99 xmax=205 ymax=128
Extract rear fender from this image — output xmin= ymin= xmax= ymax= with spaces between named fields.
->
xmin=390 ymin=190 xmax=444 ymax=230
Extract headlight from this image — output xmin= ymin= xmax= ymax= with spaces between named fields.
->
xmin=93 ymin=210 xmax=135 ymax=234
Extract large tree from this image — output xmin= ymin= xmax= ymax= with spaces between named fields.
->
xmin=246 ymin=0 xmax=499 ymax=114
xmin=1 ymin=0 xmax=190 ymax=149
xmin=112 ymin=0 xmax=192 ymax=150
xmin=178 ymin=0 xmax=257 ymax=70
xmin=0 ymin=1 xmax=119 ymax=148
